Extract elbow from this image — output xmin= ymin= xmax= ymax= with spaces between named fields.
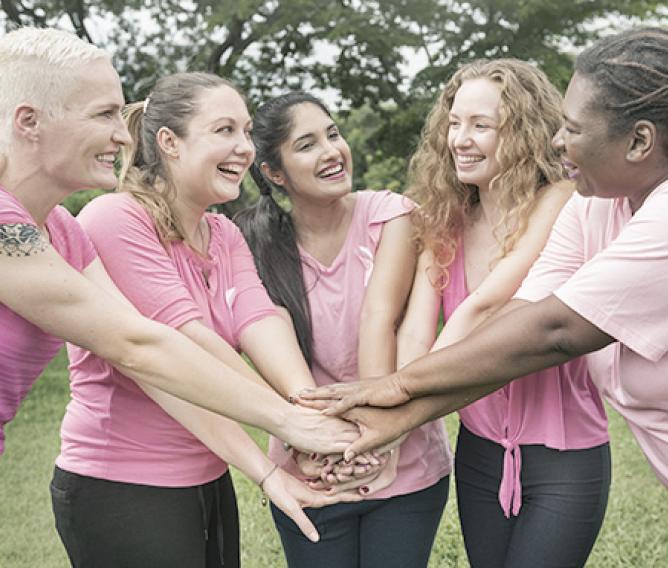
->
xmin=543 ymin=307 xmax=588 ymax=361
xmin=95 ymin=318 xmax=168 ymax=378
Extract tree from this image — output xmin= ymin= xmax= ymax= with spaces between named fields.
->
xmin=3 ymin=0 xmax=664 ymax=208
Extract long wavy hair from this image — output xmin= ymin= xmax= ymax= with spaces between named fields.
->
xmin=118 ymin=72 xmax=239 ymax=249
xmin=407 ymin=58 xmax=564 ymax=282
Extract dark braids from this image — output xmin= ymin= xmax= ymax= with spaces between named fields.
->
xmin=575 ymin=27 xmax=668 ymax=155
xmin=234 ymin=92 xmax=331 ymax=366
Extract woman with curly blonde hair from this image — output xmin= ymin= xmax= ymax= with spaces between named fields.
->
xmin=398 ymin=59 xmax=611 ymax=567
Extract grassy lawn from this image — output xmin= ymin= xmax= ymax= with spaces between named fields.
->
xmin=1 ymin=350 xmax=666 ymax=567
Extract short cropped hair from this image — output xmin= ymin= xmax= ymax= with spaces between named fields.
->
xmin=0 ymin=27 xmax=109 ymax=151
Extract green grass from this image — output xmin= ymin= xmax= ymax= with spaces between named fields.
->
xmin=1 ymin=350 xmax=666 ymax=567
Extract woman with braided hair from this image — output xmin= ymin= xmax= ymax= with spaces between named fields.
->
xmin=235 ymin=92 xmax=451 ymax=568
xmin=301 ymin=26 xmax=668 ymax=500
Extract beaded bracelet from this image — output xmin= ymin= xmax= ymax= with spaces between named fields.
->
xmin=259 ymin=463 xmax=279 ymax=506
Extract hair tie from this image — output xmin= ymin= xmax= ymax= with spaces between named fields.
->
xmin=143 ymin=96 xmax=150 ymax=114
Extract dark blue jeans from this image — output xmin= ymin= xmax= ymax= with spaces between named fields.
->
xmin=51 ymin=466 xmax=239 ymax=568
xmin=455 ymin=425 xmax=611 ymax=568
xmin=271 ymin=475 xmax=449 ymax=568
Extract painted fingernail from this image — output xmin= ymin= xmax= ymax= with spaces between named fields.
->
xmin=311 ymin=453 xmax=317 ymax=460
xmin=360 ymin=486 xmax=369 ymax=494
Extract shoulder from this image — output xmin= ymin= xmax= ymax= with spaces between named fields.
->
xmin=208 ymin=212 xmax=247 ymax=247
xmin=77 ymin=192 xmax=151 ymax=231
xmin=356 ymin=189 xmax=415 ymax=226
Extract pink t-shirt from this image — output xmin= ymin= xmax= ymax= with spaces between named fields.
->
xmin=56 ymin=192 xmax=277 ymax=487
xmin=516 ymin=181 xmax=668 ymax=487
xmin=443 ymin=243 xmax=608 ymax=517
xmin=0 ymin=186 xmax=96 ymax=455
xmin=269 ymin=190 xmax=452 ymax=499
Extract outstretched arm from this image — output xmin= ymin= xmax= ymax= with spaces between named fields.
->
xmin=0 ymin=227 xmax=356 ymax=454
xmin=434 ymin=180 xmax=573 ymax=349
xmin=395 ymin=249 xmax=442 ymax=369
xmin=357 ymin=214 xmax=417 ymax=378
xmin=305 ymin=294 xmax=612 ymax=412
xmin=305 ymin=294 xmax=612 ymax=458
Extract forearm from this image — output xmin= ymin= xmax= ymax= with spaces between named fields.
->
xmin=358 ymin=315 xmax=397 ymax=379
xmin=396 ymin=382 xmax=509 ymax=431
xmin=241 ymin=315 xmax=316 ymax=398
xmin=433 ymin=298 xmax=496 ymax=350
xmin=114 ymin=321 xmax=293 ymax=436
xmin=142 ymin=384 xmax=274 ymax=484
xmin=399 ymin=295 xmax=611 ymax=398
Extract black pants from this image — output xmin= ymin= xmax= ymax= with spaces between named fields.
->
xmin=271 ymin=475 xmax=449 ymax=568
xmin=51 ymin=466 xmax=239 ymax=568
xmin=455 ymin=425 xmax=611 ymax=568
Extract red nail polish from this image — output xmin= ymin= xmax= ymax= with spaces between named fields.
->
xmin=360 ymin=486 xmax=369 ymax=494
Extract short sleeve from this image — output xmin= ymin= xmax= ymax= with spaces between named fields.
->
xmin=515 ymin=194 xmax=586 ymax=302
xmin=50 ymin=207 xmax=97 ymax=271
xmin=365 ymin=190 xmax=415 ymax=227
xmin=556 ymin=184 xmax=668 ymax=361
xmin=77 ymin=193 xmax=201 ymax=328
xmin=0 ymin=187 xmax=35 ymax=225
xmin=214 ymin=216 xmax=277 ymax=340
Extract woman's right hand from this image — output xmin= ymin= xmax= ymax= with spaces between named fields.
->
xmin=297 ymin=374 xmax=411 ymax=415
xmin=281 ymin=405 xmax=360 ymax=455
xmin=262 ymin=466 xmax=362 ymax=542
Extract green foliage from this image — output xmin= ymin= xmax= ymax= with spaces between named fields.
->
xmin=61 ymin=189 xmax=107 ymax=216
xmin=1 ymin=1 xmax=665 ymax=202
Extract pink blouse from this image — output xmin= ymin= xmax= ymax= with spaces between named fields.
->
xmin=57 ymin=192 xmax=276 ymax=486
xmin=270 ymin=190 xmax=452 ymax=499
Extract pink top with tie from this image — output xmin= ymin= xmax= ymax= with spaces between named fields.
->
xmin=443 ymin=242 xmax=609 ymax=517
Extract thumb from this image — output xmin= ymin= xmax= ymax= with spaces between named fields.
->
xmin=322 ymin=396 xmax=360 ymax=416
xmin=343 ymin=433 xmax=376 ymax=462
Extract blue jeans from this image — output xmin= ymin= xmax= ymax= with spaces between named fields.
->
xmin=271 ymin=475 xmax=449 ymax=568
xmin=455 ymin=425 xmax=611 ymax=568
xmin=51 ymin=467 xmax=239 ymax=568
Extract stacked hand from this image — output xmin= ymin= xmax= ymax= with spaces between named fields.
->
xmin=295 ymin=377 xmax=414 ymax=460
xmin=294 ymin=448 xmax=399 ymax=496
xmin=297 ymin=374 xmax=411 ymax=415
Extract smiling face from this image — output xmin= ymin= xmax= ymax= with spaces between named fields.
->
xmin=37 ymin=58 xmax=130 ymax=193
xmin=447 ymin=78 xmax=502 ymax=192
xmin=169 ymin=85 xmax=255 ymax=208
xmin=270 ymin=102 xmax=352 ymax=203
xmin=552 ymin=72 xmax=634 ymax=201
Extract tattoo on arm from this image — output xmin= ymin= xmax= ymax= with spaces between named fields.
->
xmin=0 ymin=224 xmax=48 ymax=257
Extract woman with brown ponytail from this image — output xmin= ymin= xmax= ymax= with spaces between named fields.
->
xmin=50 ymin=73 xmax=362 ymax=568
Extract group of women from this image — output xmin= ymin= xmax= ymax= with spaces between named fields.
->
xmin=1 ymin=23 xmax=666 ymax=568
